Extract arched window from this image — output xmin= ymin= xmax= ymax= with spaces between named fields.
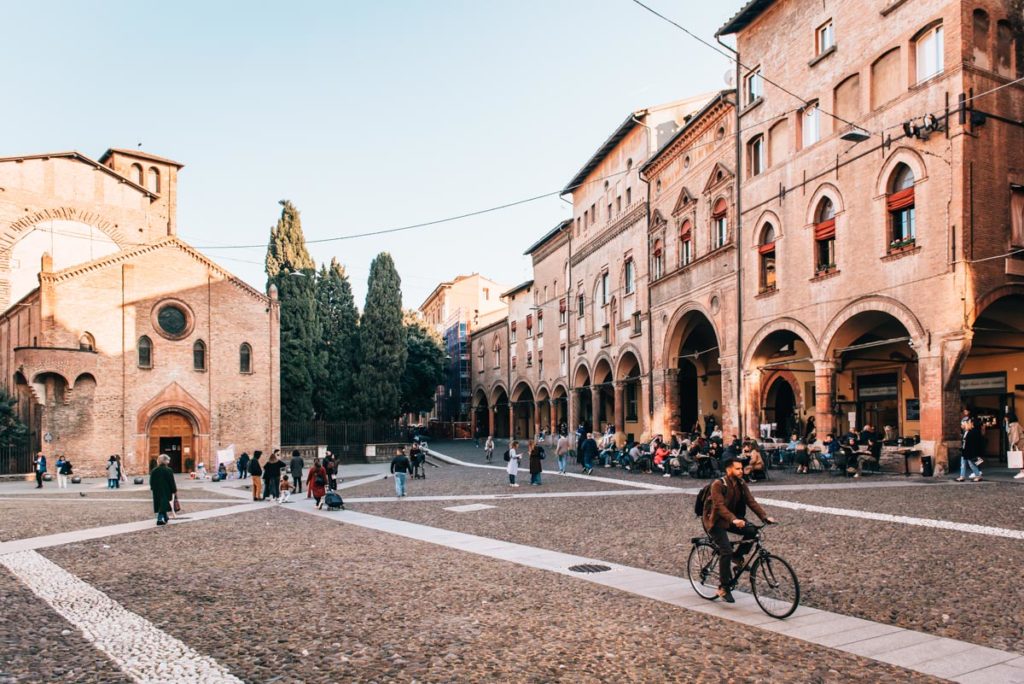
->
xmin=130 ymin=163 xmax=143 ymax=185
xmin=193 ymin=339 xmax=207 ymax=371
xmin=814 ymin=198 xmax=837 ymax=273
xmin=888 ymin=164 xmax=916 ymax=250
xmin=712 ymin=199 xmax=728 ymax=249
xmin=79 ymin=332 xmax=95 ymax=352
xmin=148 ymin=167 xmax=160 ymax=193
xmin=758 ymin=224 xmax=777 ymax=292
xmin=239 ymin=343 xmax=252 ymax=374
xmin=651 ymin=239 xmax=664 ymax=280
xmin=138 ymin=336 xmax=153 ymax=368
xmin=679 ymin=220 xmax=693 ymax=266
xmin=492 ymin=337 xmax=501 ymax=368
xmin=972 ymin=9 xmax=991 ymax=70
xmin=996 ymin=20 xmax=1014 ymax=77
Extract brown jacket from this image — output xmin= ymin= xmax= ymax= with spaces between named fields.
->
xmin=702 ymin=475 xmax=769 ymax=531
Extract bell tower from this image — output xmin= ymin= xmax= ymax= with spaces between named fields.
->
xmin=98 ymin=148 xmax=184 ymax=240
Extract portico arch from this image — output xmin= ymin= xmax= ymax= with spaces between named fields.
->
xmin=663 ymin=305 xmax=723 ymax=438
xmin=746 ymin=320 xmax=817 ymax=439
xmin=510 ymin=381 xmax=535 ymax=440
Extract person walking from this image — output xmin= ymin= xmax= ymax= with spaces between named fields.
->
xmin=248 ymin=451 xmax=263 ymax=501
xmin=114 ymin=455 xmax=126 ymax=488
xmin=55 ymin=455 xmax=71 ymax=489
xmin=33 ymin=452 xmax=46 ymax=489
xmin=324 ymin=453 xmax=338 ymax=490
xmin=506 ymin=440 xmax=521 ymax=487
xmin=484 ymin=436 xmax=495 ymax=463
xmin=106 ymin=456 xmax=119 ymax=489
xmin=149 ymin=454 xmax=177 ymax=526
xmin=307 ymin=457 xmax=327 ymax=506
xmin=957 ymin=417 xmax=984 ymax=482
xmin=238 ymin=452 xmax=250 ymax=480
xmin=390 ymin=448 xmax=412 ymax=497
xmin=528 ymin=440 xmax=544 ymax=486
xmin=1008 ymin=412 xmax=1024 ymax=480
xmin=289 ymin=450 xmax=305 ymax=493
xmin=263 ymin=451 xmax=285 ymax=502
xmin=556 ymin=433 xmax=569 ymax=474
xmin=580 ymin=433 xmax=598 ymax=475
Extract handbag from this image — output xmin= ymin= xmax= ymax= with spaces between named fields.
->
xmin=172 ymin=494 xmax=181 ymax=513
xmin=1009 ymin=450 xmax=1024 ymax=469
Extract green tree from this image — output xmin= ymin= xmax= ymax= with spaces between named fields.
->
xmin=0 ymin=388 xmax=27 ymax=447
xmin=400 ymin=317 xmax=445 ymax=416
xmin=357 ymin=252 xmax=407 ymax=419
xmin=315 ymin=258 xmax=361 ymax=420
xmin=265 ymin=200 xmax=322 ymax=422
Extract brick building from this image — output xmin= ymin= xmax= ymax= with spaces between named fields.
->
xmin=0 ymin=148 xmax=279 ymax=476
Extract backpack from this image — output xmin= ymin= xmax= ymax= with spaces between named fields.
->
xmin=694 ymin=477 xmax=726 ymax=517
xmin=503 ymin=449 xmax=511 ymax=462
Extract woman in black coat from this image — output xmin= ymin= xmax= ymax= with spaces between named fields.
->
xmin=958 ymin=418 xmax=984 ymax=482
xmin=528 ymin=440 xmax=545 ymax=486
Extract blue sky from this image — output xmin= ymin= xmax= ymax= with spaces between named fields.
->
xmin=6 ymin=0 xmax=744 ymax=308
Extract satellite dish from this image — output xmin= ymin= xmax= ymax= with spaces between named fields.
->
xmin=724 ymin=70 xmax=735 ymax=86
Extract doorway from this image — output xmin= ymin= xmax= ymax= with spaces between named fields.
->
xmin=160 ymin=437 xmax=183 ymax=472
xmin=767 ymin=378 xmax=796 ymax=438
xmin=148 ymin=411 xmax=195 ymax=473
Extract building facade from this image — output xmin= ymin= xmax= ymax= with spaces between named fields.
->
xmin=0 ymin=148 xmax=280 ymax=476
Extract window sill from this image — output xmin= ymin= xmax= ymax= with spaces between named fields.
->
xmin=630 ymin=330 xmax=643 ymax=339
xmin=740 ymin=96 xmax=764 ymax=116
xmin=810 ymin=268 xmax=840 ymax=282
xmin=882 ymin=243 xmax=920 ymax=261
xmin=880 ymin=0 xmax=908 ymax=16
xmin=138 ymin=365 xmax=152 ymax=371
xmin=755 ymin=287 xmax=779 ymax=300
xmin=808 ymin=44 xmax=836 ymax=68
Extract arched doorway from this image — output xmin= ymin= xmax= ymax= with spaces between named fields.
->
xmin=536 ymin=387 xmax=551 ymax=436
xmin=491 ymin=387 xmax=510 ymax=439
xmin=667 ymin=312 xmax=722 ymax=437
xmin=592 ymin=359 xmax=614 ymax=434
xmin=551 ymin=384 xmax=569 ymax=435
xmin=765 ymin=377 xmax=797 ymax=439
xmin=148 ymin=411 xmax=197 ymax=473
xmin=615 ymin=351 xmax=644 ymax=439
xmin=748 ymin=327 xmax=816 ymax=439
xmin=511 ymin=383 xmax=534 ymax=440
xmin=472 ymin=390 xmax=489 ymax=439
xmin=574 ymin=365 xmax=593 ymax=432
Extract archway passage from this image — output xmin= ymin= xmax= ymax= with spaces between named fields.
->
xmin=765 ymin=378 xmax=796 ymax=439
xmin=536 ymin=387 xmax=551 ymax=437
xmin=616 ymin=352 xmax=643 ymax=439
xmin=573 ymin=366 xmax=593 ymax=433
xmin=827 ymin=311 xmax=917 ymax=441
xmin=511 ymin=384 xmax=535 ymax=440
xmin=148 ymin=411 xmax=196 ymax=473
xmin=472 ymin=390 xmax=489 ymax=439
xmin=492 ymin=388 xmax=510 ymax=439
xmin=552 ymin=385 xmax=569 ymax=435
xmin=669 ymin=312 xmax=722 ymax=437
xmin=962 ymin=294 xmax=1024 ymax=462
xmin=592 ymin=360 xmax=614 ymax=434
xmin=749 ymin=329 xmax=815 ymax=439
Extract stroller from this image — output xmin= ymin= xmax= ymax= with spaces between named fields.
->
xmin=320 ymin=490 xmax=345 ymax=511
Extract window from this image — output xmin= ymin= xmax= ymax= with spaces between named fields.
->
xmin=584 ymin=209 xmax=589 ymax=227
xmin=537 ymin=311 xmax=544 ymax=335
xmin=590 ymin=203 xmax=596 ymax=224
xmin=632 ymin=311 xmax=642 ymax=335
xmin=616 ymin=196 xmax=622 ymax=214
xmin=600 ymin=272 xmax=609 ymax=305
xmin=560 ymin=344 xmax=567 ymax=367
xmin=814 ymin=197 xmax=837 ymax=273
xmin=79 ymin=332 xmax=95 ymax=352
xmin=483 ymin=288 xmax=490 ymax=301
xmin=512 ymin=355 xmax=517 ymax=371
xmin=510 ymin=321 xmax=517 ymax=343
xmin=680 ymin=220 xmax=693 ymax=266
xmin=576 ymin=217 xmax=581 ymax=235
xmin=651 ymin=239 xmax=664 ymax=280
xmin=996 ymin=20 xmax=1013 ymax=77
xmin=626 ymin=382 xmax=638 ymax=421
xmin=147 ymin=167 xmax=160 ymax=193
xmin=608 ymin=203 xmax=613 ymax=220
xmin=748 ymin=135 xmax=765 ymax=176
xmin=193 ymin=340 xmax=206 ymax=371
xmin=888 ymin=164 xmax=916 ymax=248
xmin=240 ymin=343 xmax=252 ymax=373
xmin=624 ymin=259 xmax=635 ymax=294
xmin=130 ymin=163 xmax=143 ymax=185
xmin=156 ymin=303 xmax=189 ymax=339
xmin=527 ymin=351 xmax=533 ymax=367
xmin=493 ymin=339 xmax=501 ymax=368
xmin=538 ymin=350 xmax=543 ymax=375
xmin=577 ymin=294 xmax=585 ymax=318
xmin=138 ymin=336 xmax=152 ymax=368
xmin=559 ymin=298 xmax=567 ymax=325
xmin=802 ymin=104 xmax=821 ymax=147
xmin=602 ymin=323 xmax=610 ymax=345
xmin=816 ymin=19 xmax=835 ymax=55
xmin=759 ymin=224 xmax=777 ymax=292
xmin=712 ymin=199 xmax=728 ymax=249
xmin=744 ymin=67 xmax=763 ymax=105
xmin=526 ymin=314 xmax=533 ymax=338
xmin=626 ymin=187 xmax=632 ymax=205
xmin=916 ymin=24 xmax=944 ymax=83
xmin=1011 ymin=185 xmax=1024 ymax=247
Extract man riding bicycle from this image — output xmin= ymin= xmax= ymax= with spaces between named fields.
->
xmin=702 ymin=456 xmax=775 ymax=603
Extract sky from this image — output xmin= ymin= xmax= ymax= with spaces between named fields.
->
xmin=5 ymin=0 xmax=745 ymax=309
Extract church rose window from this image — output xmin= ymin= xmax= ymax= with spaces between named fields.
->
xmin=158 ymin=305 xmax=187 ymax=337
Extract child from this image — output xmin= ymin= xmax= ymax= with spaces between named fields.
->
xmin=279 ymin=474 xmax=292 ymax=503
xmin=216 ymin=463 xmax=227 ymax=481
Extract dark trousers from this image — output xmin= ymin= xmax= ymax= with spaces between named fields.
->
xmin=266 ymin=478 xmax=280 ymax=499
xmin=708 ymin=522 xmax=760 ymax=587
xmin=291 ymin=472 xmax=302 ymax=493
xmin=35 ymin=471 xmax=43 ymax=487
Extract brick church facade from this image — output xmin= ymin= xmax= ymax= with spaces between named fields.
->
xmin=0 ymin=148 xmax=279 ymax=476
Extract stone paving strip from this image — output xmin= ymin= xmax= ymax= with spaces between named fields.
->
xmin=297 ymin=501 xmax=1024 ymax=683
xmin=0 ymin=497 xmax=243 ymax=503
xmin=0 ymin=550 xmax=243 ymax=683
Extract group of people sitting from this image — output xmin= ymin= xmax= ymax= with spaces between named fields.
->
xmin=778 ymin=426 xmax=884 ymax=478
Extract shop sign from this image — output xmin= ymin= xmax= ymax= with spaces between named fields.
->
xmin=858 ymin=385 xmax=898 ymax=399
xmin=959 ymin=372 xmax=1007 ymax=397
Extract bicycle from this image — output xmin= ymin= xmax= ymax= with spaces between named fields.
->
xmin=686 ymin=522 xmax=800 ymax=619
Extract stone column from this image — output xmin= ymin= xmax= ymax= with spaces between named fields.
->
xmin=591 ymin=390 xmax=602 ymax=434
xmin=663 ymin=368 xmax=681 ymax=435
xmin=917 ymin=342 xmax=968 ymax=474
xmin=488 ymin=405 xmax=495 ymax=437
xmin=470 ymin=410 xmax=477 ymax=441
xmin=549 ymin=400 xmax=557 ymax=435
xmin=509 ymin=405 xmax=515 ymax=440
xmin=614 ymin=381 xmax=626 ymax=433
xmin=813 ymin=360 xmax=837 ymax=439
xmin=535 ymin=400 xmax=543 ymax=438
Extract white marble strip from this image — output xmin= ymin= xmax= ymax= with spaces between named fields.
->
xmin=0 ymin=497 xmax=245 ymax=504
xmin=758 ymin=497 xmax=1024 ymax=540
xmin=0 ymin=550 xmax=243 ymax=683
xmin=341 ymin=489 xmax=673 ymax=504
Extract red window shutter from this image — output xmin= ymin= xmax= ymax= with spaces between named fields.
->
xmin=537 ymin=310 xmax=543 ymax=320
xmin=526 ymin=314 xmax=533 ymax=328
xmin=559 ymin=299 xmax=566 ymax=313
xmin=653 ymin=240 xmax=663 ymax=257
xmin=887 ymin=187 xmax=915 ymax=211
xmin=758 ymin=241 xmax=775 ymax=255
xmin=712 ymin=198 xmax=728 ymax=218
xmin=814 ymin=219 xmax=836 ymax=240
xmin=510 ymin=321 xmax=517 ymax=331
xmin=680 ymin=222 xmax=692 ymax=240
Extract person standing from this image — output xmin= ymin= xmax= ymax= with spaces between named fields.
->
xmin=279 ymin=475 xmax=293 ymax=504
xmin=289 ymin=450 xmax=305 ymax=493
xmin=248 ymin=451 xmax=263 ymax=501
xmin=1007 ymin=413 xmax=1024 ymax=480
xmin=958 ymin=418 xmax=984 ymax=482
xmin=390 ymin=448 xmax=411 ymax=497
xmin=580 ymin=433 xmax=598 ymax=475
xmin=55 ymin=455 xmax=70 ymax=489
xmin=114 ymin=455 xmax=126 ymax=488
xmin=149 ymin=454 xmax=177 ymax=526
xmin=556 ymin=433 xmax=569 ymax=474
xmin=324 ymin=453 xmax=338 ymax=490
xmin=484 ymin=436 xmax=495 ymax=463
xmin=528 ymin=440 xmax=544 ymax=486
xmin=307 ymin=457 xmax=327 ymax=506
xmin=238 ymin=452 xmax=250 ymax=480
xmin=106 ymin=456 xmax=119 ymax=489
xmin=33 ymin=452 xmax=46 ymax=489
xmin=506 ymin=440 xmax=521 ymax=487
xmin=263 ymin=451 xmax=285 ymax=502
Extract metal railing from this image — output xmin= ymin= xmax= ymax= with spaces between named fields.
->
xmin=0 ymin=444 xmax=32 ymax=475
xmin=281 ymin=420 xmax=406 ymax=463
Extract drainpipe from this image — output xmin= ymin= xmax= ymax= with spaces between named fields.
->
xmin=717 ymin=34 xmax=744 ymax=438
xmin=632 ymin=114 xmax=656 ymax=429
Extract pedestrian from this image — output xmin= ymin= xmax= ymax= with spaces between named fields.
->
xmin=580 ymin=433 xmax=598 ymax=475
xmin=263 ymin=451 xmax=285 ymax=502
xmin=217 ymin=462 xmax=227 ymax=481
xmin=484 ymin=436 xmax=495 ymax=462
xmin=307 ymin=457 xmax=327 ymax=506
xmin=556 ymin=433 xmax=569 ymax=474
xmin=391 ymin=448 xmax=411 ymax=497
xmin=528 ymin=440 xmax=544 ymax=486
xmin=115 ymin=455 xmax=126 ymax=488
xmin=106 ymin=455 xmax=119 ymax=489
xmin=238 ymin=452 xmax=250 ymax=480
xmin=506 ymin=440 xmax=521 ymax=487
xmin=149 ymin=454 xmax=177 ymax=526
xmin=279 ymin=474 xmax=293 ymax=504
xmin=289 ymin=450 xmax=304 ymax=493
xmin=33 ymin=452 xmax=46 ymax=489
xmin=324 ymin=452 xmax=338 ymax=489
xmin=957 ymin=417 xmax=984 ymax=482
xmin=55 ymin=455 xmax=71 ymax=489
xmin=248 ymin=451 xmax=263 ymax=501
xmin=1007 ymin=412 xmax=1024 ymax=480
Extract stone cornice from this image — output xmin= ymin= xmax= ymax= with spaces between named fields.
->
xmin=570 ymin=204 xmax=646 ymax=267
xmin=644 ymin=100 xmax=732 ymax=178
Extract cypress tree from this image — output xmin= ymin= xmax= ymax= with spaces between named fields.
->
xmin=266 ymin=199 xmax=315 ymax=277
xmin=357 ymin=253 xmax=407 ymax=420
xmin=315 ymin=258 xmax=361 ymax=420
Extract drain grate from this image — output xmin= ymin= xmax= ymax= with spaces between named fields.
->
xmin=568 ymin=564 xmax=612 ymax=573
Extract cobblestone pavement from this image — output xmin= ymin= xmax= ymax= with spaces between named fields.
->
xmin=36 ymin=508 xmax=938 ymax=683
xmin=352 ymin=479 xmax=1024 ymax=655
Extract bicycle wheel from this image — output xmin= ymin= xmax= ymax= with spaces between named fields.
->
xmin=687 ymin=542 xmax=720 ymax=600
xmin=749 ymin=553 xmax=800 ymax=619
